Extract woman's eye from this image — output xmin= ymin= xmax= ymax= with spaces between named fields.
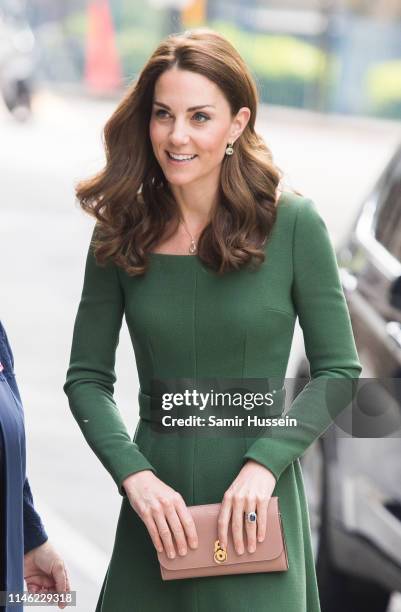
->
xmin=154 ymin=109 xmax=170 ymax=119
xmin=153 ymin=109 xmax=209 ymax=122
xmin=193 ymin=112 xmax=209 ymax=123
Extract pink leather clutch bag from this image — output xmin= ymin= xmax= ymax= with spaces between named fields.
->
xmin=157 ymin=496 xmax=289 ymax=580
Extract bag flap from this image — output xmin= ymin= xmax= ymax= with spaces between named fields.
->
xmin=157 ymin=496 xmax=284 ymax=571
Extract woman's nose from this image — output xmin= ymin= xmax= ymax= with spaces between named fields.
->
xmin=169 ymin=120 xmax=190 ymax=147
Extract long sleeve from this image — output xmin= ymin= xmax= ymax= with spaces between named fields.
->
xmin=0 ymin=321 xmax=49 ymax=553
xmin=23 ymin=478 xmax=48 ymax=554
xmin=63 ymin=230 xmax=157 ymax=496
xmin=242 ymin=198 xmax=362 ymax=482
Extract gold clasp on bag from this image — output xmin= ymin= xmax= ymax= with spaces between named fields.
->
xmin=214 ymin=540 xmax=227 ymax=563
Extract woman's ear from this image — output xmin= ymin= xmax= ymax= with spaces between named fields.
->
xmin=230 ymin=107 xmax=251 ymax=143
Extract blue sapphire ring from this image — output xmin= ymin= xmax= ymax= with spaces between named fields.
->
xmin=245 ymin=511 xmax=257 ymax=523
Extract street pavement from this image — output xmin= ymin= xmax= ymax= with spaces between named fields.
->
xmin=1 ymin=90 xmax=401 ymax=611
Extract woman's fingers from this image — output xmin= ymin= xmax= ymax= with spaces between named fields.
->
xmin=163 ymin=498 xmax=189 ymax=556
xmin=51 ymin=558 xmax=67 ymax=597
xmin=142 ymin=511 xmax=164 ymax=553
xmin=152 ymin=507 xmax=177 ymax=558
xmin=174 ymin=494 xmax=199 ymax=550
xmin=217 ymin=490 xmax=233 ymax=551
xmin=256 ymin=496 xmax=269 ymax=543
xmin=144 ymin=492 xmax=268 ymax=558
xmin=219 ymin=492 xmax=270 ymax=555
xmin=59 ymin=570 xmax=71 ymax=610
xmin=244 ymin=498 xmax=257 ymax=553
xmin=231 ymin=496 xmax=246 ymax=555
xmin=144 ymin=496 xmax=196 ymax=558
xmin=124 ymin=473 xmax=198 ymax=557
xmin=217 ymin=462 xmax=277 ymax=555
xmin=157 ymin=494 xmax=199 ymax=556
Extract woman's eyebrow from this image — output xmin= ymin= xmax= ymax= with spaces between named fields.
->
xmin=153 ymin=101 xmax=215 ymax=111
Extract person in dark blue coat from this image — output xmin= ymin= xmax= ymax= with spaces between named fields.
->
xmin=0 ymin=320 xmax=70 ymax=611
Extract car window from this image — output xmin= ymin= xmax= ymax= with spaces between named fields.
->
xmin=374 ymin=176 xmax=401 ymax=263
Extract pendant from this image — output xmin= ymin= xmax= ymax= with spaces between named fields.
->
xmin=189 ymin=240 xmax=197 ymax=254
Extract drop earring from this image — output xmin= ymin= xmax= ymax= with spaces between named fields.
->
xmin=225 ymin=141 xmax=234 ymax=156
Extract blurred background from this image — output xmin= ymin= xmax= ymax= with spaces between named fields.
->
xmin=1 ymin=0 xmax=401 ymax=610
xmin=4 ymin=0 xmax=401 ymax=118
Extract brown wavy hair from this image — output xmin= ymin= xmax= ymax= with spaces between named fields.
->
xmin=76 ymin=28 xmax=282 ymax=276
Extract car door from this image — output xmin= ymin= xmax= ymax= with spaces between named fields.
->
xmin=339 ymin=158 xmax=401 ymax=379
xmin=332 ymin=152 xmax=401 ymax=585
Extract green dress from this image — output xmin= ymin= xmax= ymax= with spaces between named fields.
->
xmin=64 ymin=192 xmax=362 ymax=612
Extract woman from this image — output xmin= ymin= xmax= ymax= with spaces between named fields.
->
xmin=0 ymin=321 xmax=70 ymax=611
xmin=64 ymin=28 xmax=362 ymax=611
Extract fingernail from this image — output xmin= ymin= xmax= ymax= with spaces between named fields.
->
xmin=238 ymin=547 xmax=244 ymax=555
xmin=191 ymin=540 xmax=198 ymax=548
xmin=168 ymin=551 xmax=175 ymax=559
xmin=179 ymin=548 xmax=187 ymax=556
xmin=249 ymin=546 xmax=256 ymax=553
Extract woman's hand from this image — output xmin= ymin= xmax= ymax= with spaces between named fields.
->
xmin=122 ymin=470 xmax=199 ymax=559
xmin=24 ymin=540 xmax=70 ymax=610
xmin=218 ymin=459 xmax=277 ymax=555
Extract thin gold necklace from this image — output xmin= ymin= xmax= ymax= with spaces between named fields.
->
xmin=180 ymin=218 xmax=198 ymax=254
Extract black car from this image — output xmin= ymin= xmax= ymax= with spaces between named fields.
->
xmin=294 ymin=144 xmax=401 ymax=612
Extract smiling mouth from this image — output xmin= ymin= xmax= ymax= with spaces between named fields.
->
xmin=166 ymin=151 xmax=197 ymax=162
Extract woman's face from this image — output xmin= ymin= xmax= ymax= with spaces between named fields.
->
xmin=149 ymin=67 xmax=250 ymax=188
